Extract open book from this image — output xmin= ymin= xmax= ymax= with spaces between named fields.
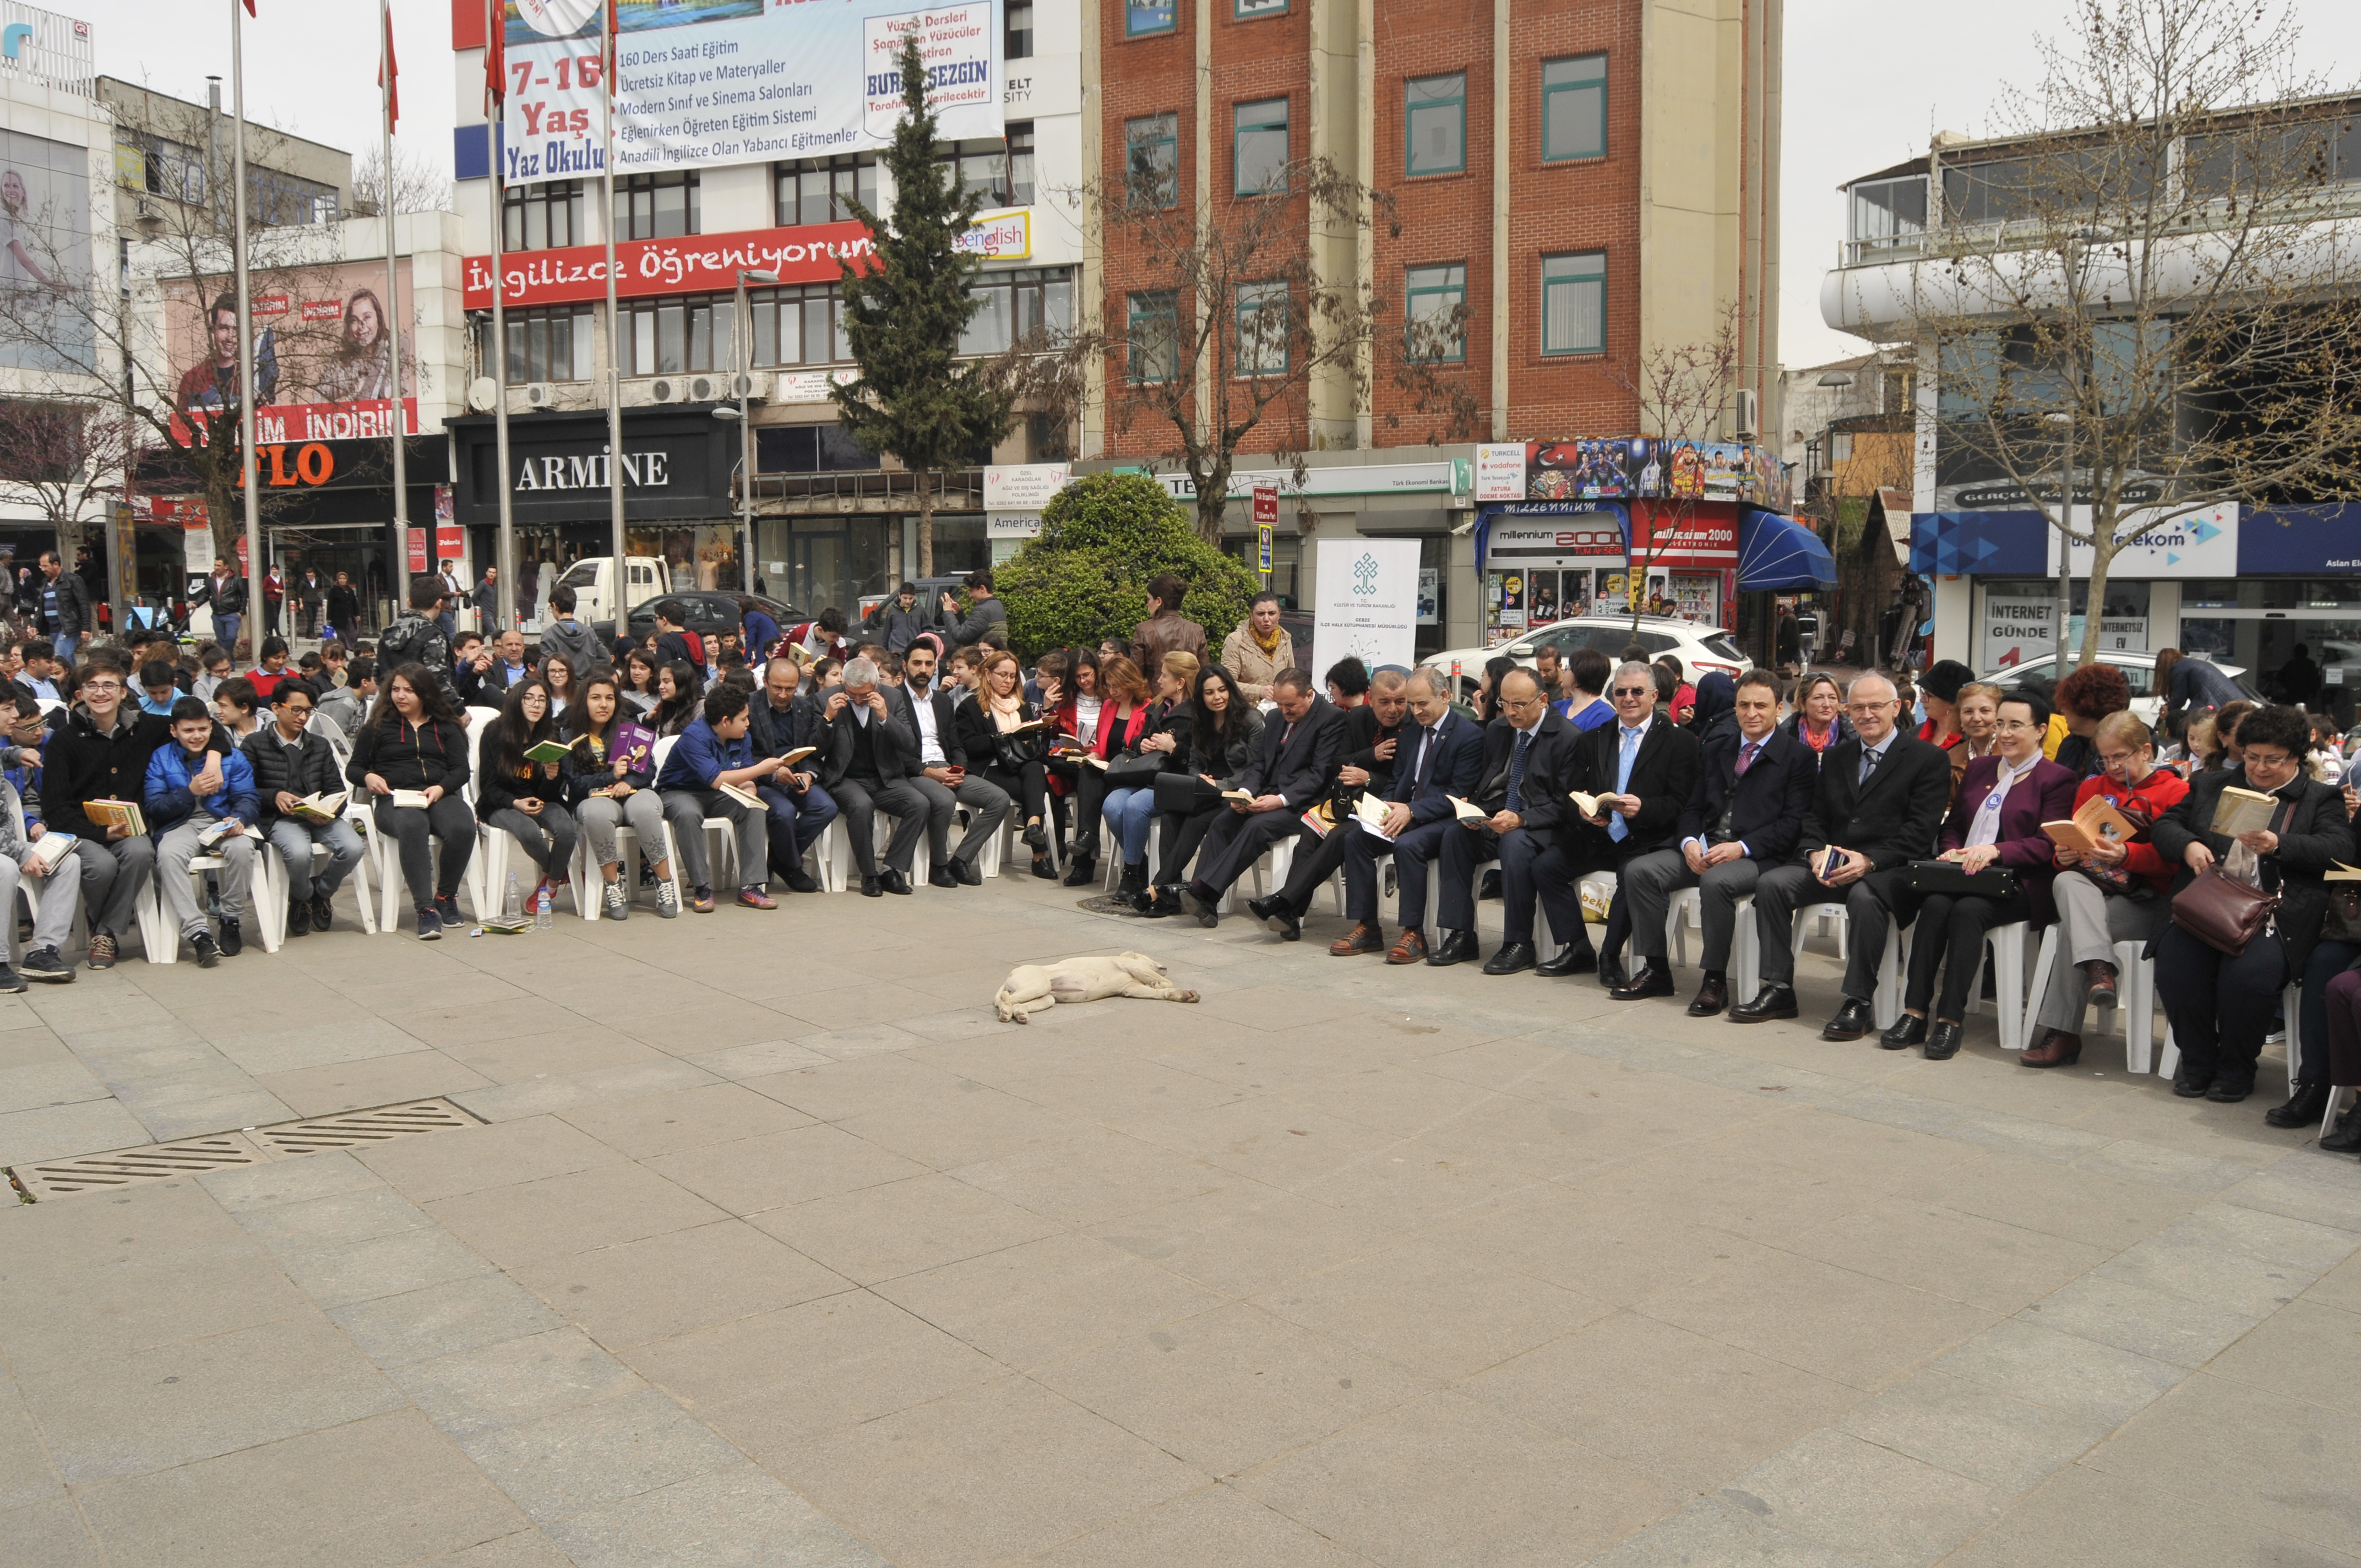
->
xmin=24 ymin=831 xmax=74 ymax=872
xmin=1221 ymin=788 xmax=1254 ymax=804
xmin=523 ymin=738 xmax=573 ymax=764
xmin=2211 ymin=785 xmax=2280 ymax=837
xmin=776 ymin=745 xmax=818 ymax=766
xmin=1446 ymin=795 xmax=1487 ymax=823
xmin=1000 ymin=718 xmax=1056 ymax=737
xmin=716 ymin=781 xmax=764 ymax=810
xmin=1350 ymin=793 xmax=1396 ymax=842
xmin=1568 ymin=790 xmax=1613 ymax=821
xmin=195 ymin=817 xmax=246 ymax=848
xmin=2041 ymin=794 xmax=2141 ymax=853
xmin=83 ymin=798 xmax=145 ymax=836
xmin=285 ymin=790 xmax=349 ymax=825
xmin=2327 ymin=861 xmax=2361 ymax=883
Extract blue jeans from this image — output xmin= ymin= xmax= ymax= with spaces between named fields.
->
xmin=213 ymin=612 xmax=241 ymax=657
xmin=50 ymin=631 xmax=76 ymax=662
xmin=758 ymin=780 xmax=839 ymax=863
xmin=1102 ymin=785 xmax=1157 ymax=863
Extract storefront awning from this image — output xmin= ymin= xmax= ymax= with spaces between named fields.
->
xmin=1737 ymin=509 xmax=1837 ymax=590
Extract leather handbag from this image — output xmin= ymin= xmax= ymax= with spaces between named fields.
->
xmin=1098 ymin=749 xmax=1166 ymax=786
xmin=2172 ymin=866 xmax=2281 ymax=957
xmin=1904 ymin=860 xmax=2020 ymax=900
xmin=1155 ymin=770 xmax=1221 ymax=813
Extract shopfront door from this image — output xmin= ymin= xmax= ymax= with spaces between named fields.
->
xmin=790 ymin=532 xmax=846 ymax=618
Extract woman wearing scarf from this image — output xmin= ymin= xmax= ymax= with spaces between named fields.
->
xmin=1221 ymin=593 xmax=1295 ymax=704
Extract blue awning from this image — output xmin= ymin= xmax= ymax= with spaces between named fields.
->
xmin=1737 ymin=509 xmax=1837 ymax=590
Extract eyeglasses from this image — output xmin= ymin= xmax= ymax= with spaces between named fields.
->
xmin=81 ymin=681 xmax=123 ymax=695
xmin=1611 ymin=686 xmax=1651 ymax=698
xmin=1845 ymin=700 xmax=1896 ymax=715
xmin=1993 ymin=718 xmax=2039 ymax=732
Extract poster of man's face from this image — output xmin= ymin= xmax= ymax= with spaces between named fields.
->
xmin=0 ymin=127 xmax=93 ymax=373
xmin=165 ymin=257 xmax=417 ymax=432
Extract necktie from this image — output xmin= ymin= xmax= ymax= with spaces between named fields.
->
xmin=1736 ymin=740 xmax=1759 ymax=776
xmin=1610 ymin=727 xmax=1641 ymax=842
xmin=1413 ymin=726 xmax=1438 ymax=791
xmin=1508 ymin=729 xmax=1531 ymax=813
xmin=1859 ymin=744 xmax=1882 ymax=787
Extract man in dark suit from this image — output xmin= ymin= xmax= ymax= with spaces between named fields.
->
xmin=888 ymin=641 xmax=1009 ymax=886
xmin=748 ymin=656 xmax=840 ymax=893
xmin=1731 ymin=671 xmax=1954 ymax=1037
xmin=1179 ymin=667 xmax=1345 ymax=927
xmin=1618 ymin=668 xmax=1819 ymax=1012
xmin=1434 ymin=668 xmax=1586 ymax=970
xmin=1309 ymin=668 xmax=1485 ymax=959
xmin=1246 ymin=667 xmax=1413 ymax=941
xmin=818 ymin=657 xmax=932 ymax=896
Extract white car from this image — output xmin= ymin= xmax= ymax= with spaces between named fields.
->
xmin=1975 ymin=649 xmax=2255 ymax=729
xmin=1424 ymin=614 xmax=1753 ymax=697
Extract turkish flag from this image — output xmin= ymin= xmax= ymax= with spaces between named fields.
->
xmin=378 ymin=5 xmax=398 ymax=128
xmin=483 ymin=0 xmax=505 ymax=113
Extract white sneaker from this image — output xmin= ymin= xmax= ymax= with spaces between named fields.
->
xmin=655 ymin=881 xmax=680 ymax=919
xmin=603 ymin=880 xmax=629 ymax=921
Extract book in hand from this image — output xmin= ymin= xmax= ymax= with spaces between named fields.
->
xmin=83 ymin=798 xmax=145 ymax=836
xmin=23 ymin=831 xmax=74 ymax=871
xmin=2041 ymin=794 xmax=2141 ymax=853
xmin=1221 ymin=788 xmax=1254 ymax=804
xmin=716 ymin=781 xmax=764 ymax=810
xmin=2327 ymin=861 xmax=2361 ymax=882
xmin=1001 ymin=718 xmax=1056 ymax=737
xmin=194 ymin=816 xmax=245 ymax=848
xmin=285 ymin=790 xmax=349 ymax=824
xmin=1081 ymin=754 xmax=1111 ymax=771
xmin=523 ymin=738 xmax=573 ymax=764
xmin=389 ymin=788 xmax=432 ymax=809
xmin=776 ymin=745 xmax=818 ymax=766
xmin=1446 ymin=795 xmax=1487 ymax=823
xmin=1568 ymin=790 xmax=1613 ymax=821
xmin=1350 ymin=793 xmax=1396 ymax=841
xmin=2211 ymin=785 xmax=2280 ymax=837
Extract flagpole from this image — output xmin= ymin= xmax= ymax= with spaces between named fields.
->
xmin=602 ymin=0 xmax=626 ymax=611
xmin=230 ymin=0 xmax=260 ymax=663
xmin=487 ymin=0 xmax=514 ymax=635
xmin=380 ymin=0 xmax=409 ymax=629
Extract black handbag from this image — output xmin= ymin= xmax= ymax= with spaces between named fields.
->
xmin=1155 ymin=771 xmax=1222 ymax=813
xmin=1904 ymin=859 xmax=2021 ymax=900
xmin=1098 ymin=750 xmax=1166 ymax=786
xmin=989 ymin=722 xmax=1052 ymax=774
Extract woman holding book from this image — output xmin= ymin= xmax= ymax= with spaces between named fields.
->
xmin=2152 ymin=703 xmax=2357 ymax=1104
xmin=1878 ymin=693 xmax=2078 ymax=1061
xmin=1060 ymin=655 xmax=1158 ymax=895
xmin=2022 ymin=710 xmax=2190 ymax=1068
xmin=959 ymin=649 xmax=1057 ymax=880
xmin=1142 ymin=662 xmax=1263 ymax=919
xmin=347 ymin=664 xmax=475 ymax=940
xmin=1043 ymin=649 xmax=1101 ymax=861
xmin=564 ymin=672 xmax=676 ymax=920
xmin=476 ymin=676 xmax=580 ymax=907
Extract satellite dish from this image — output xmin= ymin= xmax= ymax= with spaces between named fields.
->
xmin=466 ymin=377 xmax=498 ymax=412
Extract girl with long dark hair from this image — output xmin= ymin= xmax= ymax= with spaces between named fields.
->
xmin=346 ymin=663 xmax=474 ymax=939
xmin=477 ymin=676 xmax=580 ymax=907
xmin=564 ymin=672 xmax=676 ymax=919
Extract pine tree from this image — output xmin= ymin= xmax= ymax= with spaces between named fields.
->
xmin=833 ymin=35 xmax=1014 ymax=578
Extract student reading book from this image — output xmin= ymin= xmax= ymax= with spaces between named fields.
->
xmin=243 ymin=678 xmax=363 ymax=938
xmin=145 ymin=695 xmax=259 ymax=966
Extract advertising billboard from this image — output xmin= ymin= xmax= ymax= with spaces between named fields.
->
xmin=463 ymin=220 xmax=872 ymax=309
xmin=160 ymin=258 xmax=418 ymax=448
xmin=498 ymin=0 xmax=1003 ymax=187
xmin=1494 ymin=438 xmax=1765 ymax=504
xmin=0 ymin=125 xmax=93 ymax=373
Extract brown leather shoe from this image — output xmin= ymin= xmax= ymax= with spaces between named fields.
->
xmin=1330 ymin=923 xmax=1384 ymax=957
xmin=2081 ymin=961 xmax=2118 ymax=1003
xmin=2020 ymin=1028 xmax=2083 ymax=1068
xmin=1686 ymin=975 xmax=1728 ymax=1017
xmin=1385 ymin=929 xmax=1429 ymax=965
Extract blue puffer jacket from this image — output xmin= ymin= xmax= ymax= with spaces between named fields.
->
xmin=143 ymin=739 xmax=259 ymax=836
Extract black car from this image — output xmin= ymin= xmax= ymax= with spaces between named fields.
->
xmin=592 ymin=591 xmax=800 ymax=653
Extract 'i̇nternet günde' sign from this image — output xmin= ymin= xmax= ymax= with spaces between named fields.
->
xmin=498 ymin=0 xmax=1003 ymax=186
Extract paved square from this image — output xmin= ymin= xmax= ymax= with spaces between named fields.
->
xmin=2 ymin=872 xmax=2356 ymax=1566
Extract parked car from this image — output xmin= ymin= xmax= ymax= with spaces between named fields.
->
xmin=1423 ymin=614 xmax=1753 ymax=699
xmin=1974 ymin=649 xmax=2255 ymax=730
xmin=592 ymin=591 xmax=799 ymax=653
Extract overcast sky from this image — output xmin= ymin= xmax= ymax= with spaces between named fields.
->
xmin=90 ymin=1 xmax=2361 ymax=375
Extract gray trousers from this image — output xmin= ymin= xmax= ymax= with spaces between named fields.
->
xmin=660 ymin=789 xmax=765 ymax=891
xmin=911 ymin=774 xmax=1009 ymax=869
xmin=264 ymin=816 xmax=365 ymax=901
xmin=0 ymin=852 xmax=83 ymax=955
xmin=831 ymin=776 xmax=931 ymax=875
xmin=159 ymin=814 xmax=255 ymax=939
xmin=2033 ymin=875 xmax=2166 ymax=1035
xmin=1751 ymin=863 xmax=1908 ymax=1000
xmin=576 ymin=791 xmax=667 ymax=869
xmin=1626 ymin=848 xmax=1763 ymax=971
xmin=484 ymin=804 xmax=579 ymax=874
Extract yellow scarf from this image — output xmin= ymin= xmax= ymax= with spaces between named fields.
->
xmin=1249 ymin=621 xmax=1284 ymax=656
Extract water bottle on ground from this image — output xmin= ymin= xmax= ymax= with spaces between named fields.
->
xmin=503 ymin=871 xmax=523 ymax=923
xmin=535 ymin=883 xmax=552 ymax=929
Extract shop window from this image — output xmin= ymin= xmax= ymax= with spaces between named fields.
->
xmin=1006 ymin=0 xmax=1033 ymax=58
xmin=503 ymin=180 xmax=583 ymax=251
xmin=1236 ymin=281 xmax=1288 ymax=375
xmin=1405 ymin=74 xmax=1466 ymax=176
xmin=1127 ymin=0 xmax=1176 ymax=39
xmin=1405 ymin=263 xmax=1466 ymax=361
xmin=1128 ymin=292 xmax=1179 ymax=383
xmin=756 ymin=424 xmax=881 ymax=473
xmin=1541 ymin=251 xmax=1606 ymax=356
xmin=613 ymin=170 xmax=699 ymax=241
xmin=1542 ymin=55 xmax=1607 ymax=162
xmin=775 ymin=155 xmax=875 ymax=227
xmin=1234 ymin=98 xmax=1289 ymax=195
xmin=1125 ymin=113 xmax=1179 ymax=208
xmin=476 ymin=305 xmax=595 ymax=384
xmin=959 ymin=267 xmax=1073 ymax=356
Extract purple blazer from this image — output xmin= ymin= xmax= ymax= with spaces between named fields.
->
xmin=1935 ymin=753 xmax=2079 ymax=925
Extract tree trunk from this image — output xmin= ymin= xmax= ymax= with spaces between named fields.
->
xmin=916 ymin=470 xmax=935 ymax=578
xmin=2079 ymin=522 xmax=2116 ymax=668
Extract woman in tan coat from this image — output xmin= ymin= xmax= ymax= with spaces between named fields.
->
xmin=1220 ymin=592 xmax=1294 ymax=703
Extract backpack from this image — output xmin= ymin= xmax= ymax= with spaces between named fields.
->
xmin=683 ymin=629 xmax=706 ymax=667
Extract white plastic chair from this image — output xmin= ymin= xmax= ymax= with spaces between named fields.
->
xmin=2157 ymin=982 xmax=2302 ymax=1093
xmin=2024 ymin=927 xmax=2158 ymax=1070
xmin=1790 ymin=900 xmax=1905 ymax=1028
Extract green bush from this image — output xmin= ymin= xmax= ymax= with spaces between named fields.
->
xmin=999 ymin=471 xmax=1263 ymax=662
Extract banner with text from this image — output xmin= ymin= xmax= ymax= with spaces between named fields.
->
xmin=498 ymin=0 xmax=1002 ymax=186
xmin=1311 ymin=538 xmax=1421 ymax=683
xmin=464 ymin=221 xmax=873 ymax=309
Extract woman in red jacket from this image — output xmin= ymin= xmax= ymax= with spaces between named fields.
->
xmin=2021 ymin=709 xmax=2189 ymax=1067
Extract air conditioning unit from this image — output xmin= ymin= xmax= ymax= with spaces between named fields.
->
xmin=687 ymin=374 xmax=723 ymax=403
xmin=1733 ymin=388 xmax=1760 ymax=442
xmin=732 ymin=371 xmax=768 ymax=402
xmin=649 ymin=377 xmax=686 ymax=404
xmin=523 ymin=382 xmax=556 ymax=409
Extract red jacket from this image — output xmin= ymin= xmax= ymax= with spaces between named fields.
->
xmin=2067 ymin=769 xmax=2190 ymax=894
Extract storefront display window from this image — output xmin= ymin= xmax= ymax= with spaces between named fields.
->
xmin=629 ymin=526 xmax=744 ymax=595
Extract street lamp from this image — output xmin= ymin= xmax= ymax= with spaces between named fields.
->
xmin=712 ymin=269 xmax=779 ymax=601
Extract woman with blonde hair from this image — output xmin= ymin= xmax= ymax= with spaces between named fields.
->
xmin=956 ymin=649 xmax=1057 ymax=878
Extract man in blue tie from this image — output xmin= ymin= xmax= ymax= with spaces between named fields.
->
xmin=1319 ymin=668 xmax=1486 ymax=961
xmin=1439 ymin=668 xmax=1585 ymax=971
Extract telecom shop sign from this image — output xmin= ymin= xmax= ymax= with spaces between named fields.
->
xmin=498 ymin=0 xmax=1003 ymax=186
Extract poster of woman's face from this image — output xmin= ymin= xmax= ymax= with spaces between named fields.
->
xmin=165 ymin=257 xmax=417 ymax=416
xmin=0 ymin=127 xmax=94 ymax=373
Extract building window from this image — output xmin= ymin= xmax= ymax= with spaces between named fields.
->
xmin=1007 ymin=123 xmax=1036 ymax=206
xmin=613 ymin=170 xmax=699 ymax=241
xmin=1234 ymin=0 xmax=1287 ymax=17
xmin=1829 ymin=432 xmax=1854 ymax=462
xmin=250 ymin=167 xmax=340 ymax=226
xmin=1234 ymin=97 xmax=1289 ymax=195
xmin=937 ymin=138 xmax=1011 ymax=205
xmin=1541 ymin=251 xmax=1606 ymax=355
xmin=1405 ymin=263 xmax=1466 ymax=361
xmin=1236 ymin=281 xmax=1288 ymax=375
xmin=1125 ymin=113 xmax=1179 ymax=208
xmin=1405 ymin=73 xmax=1466 ymax=176
xmin=503 ymin=179 xmax=583 ymax=251
xmin=1007 ymin=0 xmax=1033 ymax=58
xmin=775 ymin=155 xmax=875 ymax=227
xmin=1126 ymin=0 xmax=1176 ymax=39
xmin=959 ymin=266 xmax=1073 ymax=356
xmin=475 ymin=305 xmax=595 ymax=384
xmin=1847 ymin=175 xmax=1927 ymax=253
xmin=1128 ymin=292 xmax=1179 ymax=383
xmin=1542 ymin=55 xmax=1607 ymax=162
xmin=739 ymin=285 xmax=850 ymax=369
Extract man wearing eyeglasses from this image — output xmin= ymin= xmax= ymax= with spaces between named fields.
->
xmin=1433 ymin=668 xmax=1585 ymax=970
xmin=1732 ymin=672 xmax=1952 ymax=1035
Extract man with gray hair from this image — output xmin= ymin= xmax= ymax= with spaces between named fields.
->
xmin=1731 ymin=671 xmax=1953 ymax=1036
xmin=817 ymin=656 xmax=932 ymax=896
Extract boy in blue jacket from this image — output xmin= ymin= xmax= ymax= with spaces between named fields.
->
xmin=145 ymin=696 xmax=259 ymax=966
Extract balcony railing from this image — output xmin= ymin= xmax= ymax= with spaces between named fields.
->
xmin=740 ymin=468 xmax=986 ymax=513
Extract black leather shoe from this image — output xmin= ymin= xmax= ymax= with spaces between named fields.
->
xmin=1821 ymin=999 xmax=1876 ymax=1041
xmin=879 ymin=868 xmax=913 ymax=895
xmin=1596 ymin=955 xmax=1628 ymax=992
xmin=2172 ymin=1061 xmax=2215 ymax=1098
xmin=1427 ymin=929 xmax=1480 ymax=966
xmin=1727 ymin=984 xmax=1799 ymax=1023
xmin=784 ymin=867 xmax=822 ymax=894
xmin=1062 ymin=857 xmax=1097 ymax=888
xmin=2206 ymin=1074 xmax=2254 ymax=1103
xmin=1247 ymin=895 xmax=1289 ymax=924
xmin=1140 ymin=885 xmax=1178 ymax=918
xmin=1536 ymin=945 xmax=1597 ymax=978
xmin=2321 ymin=1106 xmax=2361 ymax=1153
xmin=1879 ymin=1013 xmax=1928 ymax=1050
xmin=1247 ymin=897 xmax=1301 ymax=942
xmin=951 ymin=858 xmax=983 ymax=886
xmin=1687 ymin=975 xmax=1728 ymax=1016
xmin=860 ymin=873 xmax=883 ymax=897
xmin=1923 ymin=1021 xmax=1964 ymax=1060
xmin=1180 ymin=884 xmax=1220 ymax=928
xmin=928 ymin=864 xmax=961 ymax=890
xmin=1021 ymin=821 xmax=1049 ymax=851
xmin=1609 ymin=961 xmax=1675 ymax=1001
xmin=1481 ymin=941 xmax=1537 ymax=976
xmin=2265 ymin=1081 xmax=2331 ymax=1128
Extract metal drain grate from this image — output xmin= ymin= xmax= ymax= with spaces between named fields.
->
xmin=7 ymin=1097 xmax=481 ymax=1202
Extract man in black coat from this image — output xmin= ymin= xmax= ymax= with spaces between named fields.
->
xmin=817 ymin=657 xmax=932 ymax=896
xmin=1435 ymin=668 xmax=1587 ymax=970
xmin=1179 ymin=668 xmax=1345 ymax=926
xmin=1731 ymin=671 xmax=1954 ymax=1037
xmin=887 ymin=641 xmax=1008 ymax=886
xmin=1246 ymin=667 xmax=1412 ymax=941
xmin=1618 ymin=668 xmax=1819 ymax=1013
xmin=749 ymin=656 xmax=840 ymax=892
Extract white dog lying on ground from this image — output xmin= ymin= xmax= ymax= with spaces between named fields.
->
xmin=994 ymin=951 xmax=1200 ymax=1023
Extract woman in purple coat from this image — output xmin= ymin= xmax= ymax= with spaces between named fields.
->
xmin=1880 ymin=692 xmax=2079 ymax=1060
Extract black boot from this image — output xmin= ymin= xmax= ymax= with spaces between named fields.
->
xmin=2265 ymin=1080 xmax=2332 ymax=1129
xmin=1119 ymin=861 xmax=1148 ymax=903
xmin=1063 ymin=854 xmax=1097 ymax=888
xmin=2321 ymin=1101 xmax=2361 ymax=1153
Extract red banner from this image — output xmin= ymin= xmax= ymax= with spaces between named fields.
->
xmin=463 ymin=222 xmax=877 ymax=311
xmin=408 ymin=524 xmax=467 ymax=574
xmin=1629 ymin=500 xmax=1740 ymax=568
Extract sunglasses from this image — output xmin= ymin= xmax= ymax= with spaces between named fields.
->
xmin=1611 ymin=686 xmax=1651 ymax=697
